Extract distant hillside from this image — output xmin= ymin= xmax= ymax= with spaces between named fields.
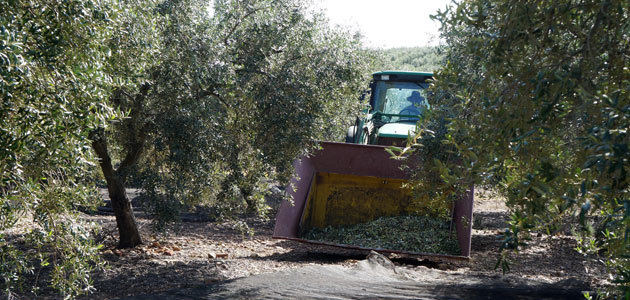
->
xmin=371 ymin=46 xmax=444 ymax=73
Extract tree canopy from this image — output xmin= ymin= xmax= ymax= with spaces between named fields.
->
xmin=1 ymin=0 xmax=122 ymax=296
xmin=95 ymin=0 xmax=372 ymax=237
xmin=1 ymin=0 xmax=371 ymax=296
xmin=407 ymin=0 xmax=628 ymax=296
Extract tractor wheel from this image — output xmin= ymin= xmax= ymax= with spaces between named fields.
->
xmin=360 ymin=128 xmax=370 ymax=144
xmin=345 ymin=126 xmax=357 ymax=143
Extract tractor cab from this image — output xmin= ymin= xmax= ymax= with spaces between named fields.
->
xmin=347 ymin=71 xmax=433 ymax=146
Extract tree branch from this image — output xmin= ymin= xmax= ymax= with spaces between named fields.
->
xmin=116 ymin=83 xmax=151 ymax=176
xmin=235 ymin=67 xmax=273 ymax=79
xmin=198 ymin=88 xmax=229 ymax=108
xmin=223 ymin=6 xmax=271 ymax=46
xmin=90 ymin=128 xmax=115 ymax=180
xmin=116 ymin=125 xmax=149 ymax=177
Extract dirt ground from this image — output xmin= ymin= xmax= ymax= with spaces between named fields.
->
xmin=50 ymin=189 xmax=606 ymax=299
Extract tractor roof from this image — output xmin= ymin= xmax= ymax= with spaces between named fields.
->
xmin=372 ymin=70 xmax=433 ymax=82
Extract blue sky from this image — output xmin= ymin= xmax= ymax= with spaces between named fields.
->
xmin=316 ymin=0 xmax=453 ymax=49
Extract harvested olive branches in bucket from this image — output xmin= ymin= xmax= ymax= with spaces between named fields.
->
xmin=302 ymin=215 xmax=460 ymax=255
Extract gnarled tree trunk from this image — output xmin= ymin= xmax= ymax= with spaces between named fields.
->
xmin=90 ymin=84 xmax=150 ymax=248
xmin=91 ymin=129 xmax=143 ymax=248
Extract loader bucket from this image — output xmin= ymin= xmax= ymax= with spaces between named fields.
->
xmin=273 ymin=141 xmax=474 ymax=259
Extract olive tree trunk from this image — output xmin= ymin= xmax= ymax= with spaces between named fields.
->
xmin=91 ymin=130 xmax=143 ymax=248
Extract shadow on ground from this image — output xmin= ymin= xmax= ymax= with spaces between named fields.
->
xmin=88 ymin=260 xmax=221 ymax=299
xmin=473 ymin=211 xmax=509 ymax=230
xmin=123 ymin=252 xmax=592 ymax=300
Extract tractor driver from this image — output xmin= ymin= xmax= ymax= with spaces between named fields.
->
xmin=399 ymin=90 xmax=426 ymax=117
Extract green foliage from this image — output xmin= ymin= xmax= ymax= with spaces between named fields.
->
xmin=390 ymin=108 xmax=468 ymax=220
xmin=1 ymin=0 xmax=371 ymax=295
xmin=1 ymin=0 xmax=120 ymax=297
xmin=302 ymin=215 xmax=460 ymax=255
xmin=105 ymin=0 xmax=372 ymax=226
xmin=371 ymin=46 xmax=444 ymax=72
xmin=398 ymin=0 xmax=628 ymax=296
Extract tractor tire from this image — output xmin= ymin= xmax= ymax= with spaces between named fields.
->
xmin=345 ymin=126 xmax=357 ymax=143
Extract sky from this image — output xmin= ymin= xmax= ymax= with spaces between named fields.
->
xmin=315 ymin=0 xmax=453 ymax=49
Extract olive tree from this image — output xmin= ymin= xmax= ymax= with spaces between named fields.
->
xmin=0 ymin=0 xmax=121 ymax=297
xmin=0 ymin=0 xmax=369 ymax=296
xmin=93 ymin=0 xmax=371 ymax=244
xmin=402 ymin=0 xmax=627 ymax=296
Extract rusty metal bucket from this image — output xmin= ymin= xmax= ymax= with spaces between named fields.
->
xmin=273 ymin=141 xmax=474 ymax=259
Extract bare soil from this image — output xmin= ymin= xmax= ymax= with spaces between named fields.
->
xmin=61 ymin=189 xmax=608 ymax=298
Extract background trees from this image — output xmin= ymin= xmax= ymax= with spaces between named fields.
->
xmin=414 ymin=0 xmax=628 ymax=296
xmin=371 ymin=46 xmax=444 ymax=72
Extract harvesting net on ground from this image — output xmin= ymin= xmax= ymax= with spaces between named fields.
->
xmin=301 ymin=215 xmax=460 ymax=255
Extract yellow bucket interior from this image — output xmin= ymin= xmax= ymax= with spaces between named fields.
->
xmin=299 ymin=172 xmax=418 ymax=233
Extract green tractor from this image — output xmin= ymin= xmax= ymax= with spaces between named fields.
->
xmin=273 ymin=70 xmax=475 ymax=259
xmin=346 ymin=71 xmax=432 ymax=146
